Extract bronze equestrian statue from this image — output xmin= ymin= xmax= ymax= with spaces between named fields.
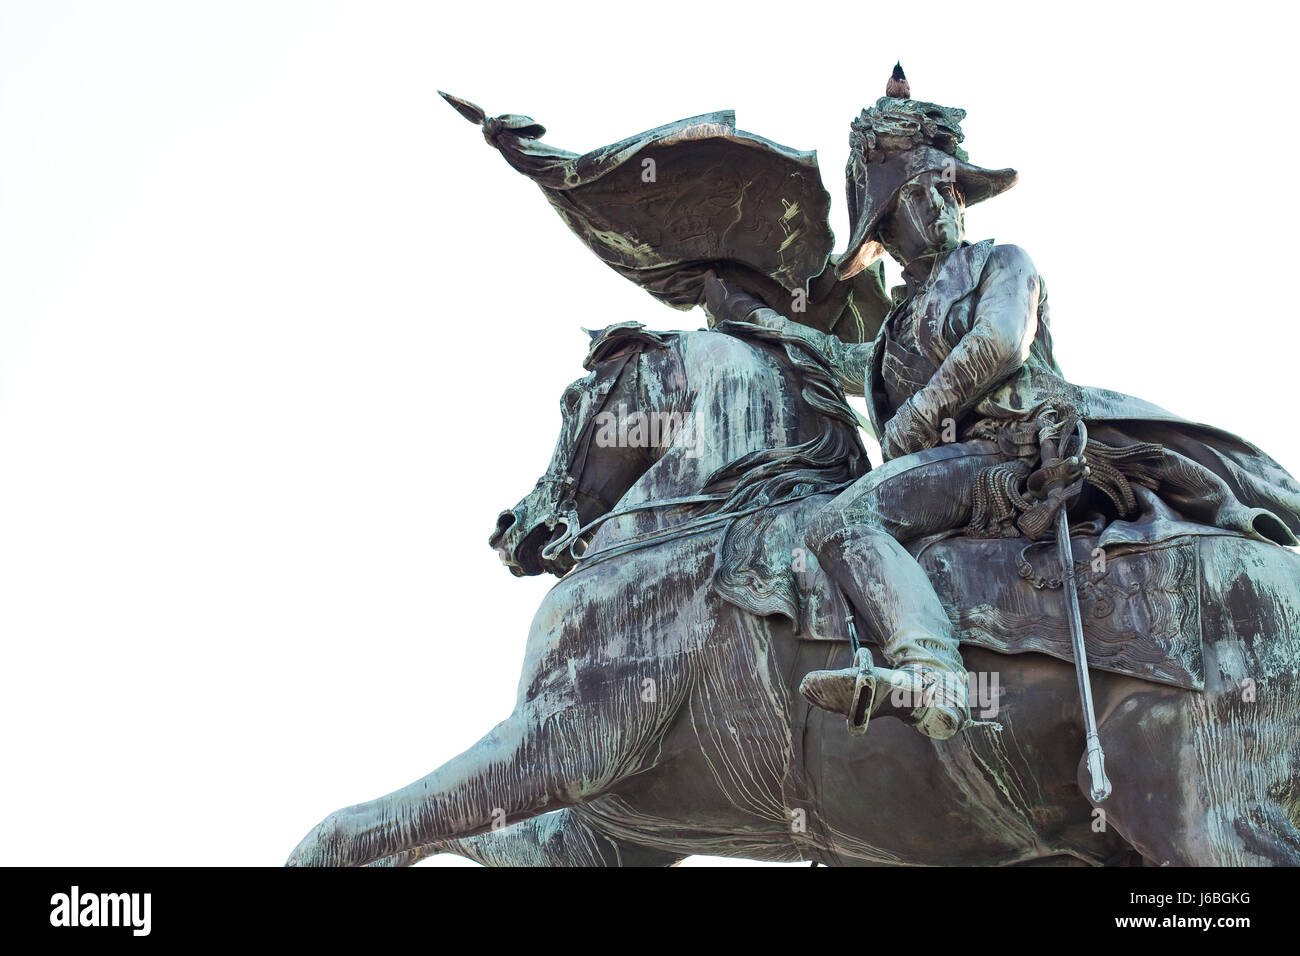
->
xmin=287 ymin=70 xmax=1300 ymax=867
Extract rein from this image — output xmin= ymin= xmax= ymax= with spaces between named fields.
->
xmin=540 ymin=324 xmax=862 ymax=575
xmin=561 ymin=483 xmax=853 ymax=574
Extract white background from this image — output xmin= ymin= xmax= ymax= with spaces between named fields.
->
xmin=2 ymin=1 xmax=1296 ymax=866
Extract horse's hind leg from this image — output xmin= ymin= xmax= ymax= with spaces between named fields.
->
xmin=1164 ymin=547 xmax=1300 ymax=866
xmin=1097 ymin=678 xmax=1300 ymax=866
xmin=368 ymin=808 xmax=684 ymax=867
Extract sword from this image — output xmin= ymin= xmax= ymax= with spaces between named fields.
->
xmin=1045 ymin=417 xmax=1112 ymax=803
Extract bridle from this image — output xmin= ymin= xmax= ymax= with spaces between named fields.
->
xmin=531 ymin=331 xmax=862 ymax=571
xmin=531 ymin=346 xmax=745 ymax=568
xmin=531 ymin=350 xmax=637 ymax=564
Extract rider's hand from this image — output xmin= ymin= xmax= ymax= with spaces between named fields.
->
xmin=704 ymin=272 xmax=754 ymax=324
xmin=881 ymin=396 xmax=940 ymax=460
xmin=703 ymin=272 xmax=777 ymax=328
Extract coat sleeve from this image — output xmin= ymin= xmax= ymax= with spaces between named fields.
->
xmin=909 ymin=243 xmax=1040 ymax=430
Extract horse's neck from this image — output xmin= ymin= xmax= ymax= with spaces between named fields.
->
xmin=608 ymin=331 xmax=800 ymax=532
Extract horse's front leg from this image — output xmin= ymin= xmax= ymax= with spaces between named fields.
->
xmin=287 ymin=704 xmax=634 ymax=867
xmin=367 ymin=807 xmax=685 ymax=867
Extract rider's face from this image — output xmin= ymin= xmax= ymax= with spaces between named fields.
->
xmin=881 ymin=170 xmax=965 ymax=262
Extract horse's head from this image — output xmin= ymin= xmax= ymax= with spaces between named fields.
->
xmin=488 ymin=343 xmax=658 ymax=577
xmin=489 ymin=320 xmax=869 ymax=577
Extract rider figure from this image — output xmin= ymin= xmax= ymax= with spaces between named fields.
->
xmin=705 ymin=78 xmax=1300 ymax=740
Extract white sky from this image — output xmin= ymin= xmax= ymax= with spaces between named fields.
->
xmin=2 ymin=1 xmax=1297 ymax=866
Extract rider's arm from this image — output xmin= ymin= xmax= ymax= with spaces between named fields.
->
xmin=702 ymin=275 xmax=871 ymax=397
xmin=891 ymin=244 xmax=1039 ymax=451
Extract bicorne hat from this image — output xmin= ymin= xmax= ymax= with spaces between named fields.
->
xmin=837 ymin=70 xmax=1018 ymax=279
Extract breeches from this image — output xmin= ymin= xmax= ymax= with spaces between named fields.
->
xmin=806 ymin=440 xmax=1003 ymax=551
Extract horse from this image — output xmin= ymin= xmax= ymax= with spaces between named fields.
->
xmin=287 ymin=321 xmax=1300 ymax=867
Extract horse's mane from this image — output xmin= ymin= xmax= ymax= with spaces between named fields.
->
xmin=582 ymin=321 xmax=677 ymax=371
xmin=576 ymin=319 xmax=868 ymax=622
xmin=672 ymin=320 xmax=870 ymax=623
xmin=702 ymin=320 xmax=869 ymax=515
xmin=581 ymin=320 xmax=868 ymax=512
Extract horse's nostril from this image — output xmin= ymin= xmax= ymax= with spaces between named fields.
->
xmin=489 ymin=509 xmax=519 ymax=550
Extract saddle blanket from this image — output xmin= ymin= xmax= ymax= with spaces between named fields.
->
xmin=792 ymin=532 xmax=1208 ymax=691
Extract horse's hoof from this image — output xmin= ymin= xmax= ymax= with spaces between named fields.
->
xmin=286 ymin=812 xmax=346 ymax=867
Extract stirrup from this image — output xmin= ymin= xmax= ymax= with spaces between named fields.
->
xmin=840 ymin=609 xmax=971 ymax=739
xmin=846 ymin=647 xmax=878 ymax=735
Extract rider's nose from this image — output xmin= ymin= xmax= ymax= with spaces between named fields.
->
xmin=930 ymin=185 xmax=945 ymax=210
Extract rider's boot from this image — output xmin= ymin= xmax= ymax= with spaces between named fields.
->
xmin=798 ymin=525 xmax=970 ymax=739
